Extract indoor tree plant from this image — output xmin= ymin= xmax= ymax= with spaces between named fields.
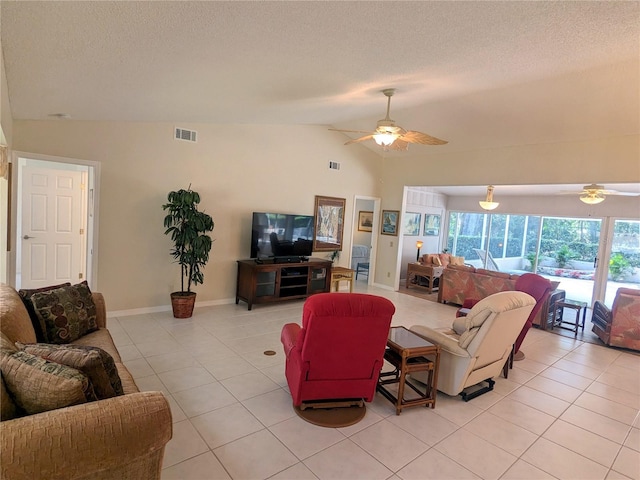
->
xmin=163 ymin=186 xmax=214 ymax=318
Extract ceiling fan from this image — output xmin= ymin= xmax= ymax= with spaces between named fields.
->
xmin=560 ymin=184 xmax=640 ymax=205
xmin=329 ymin=89 xmax=448 ymax=151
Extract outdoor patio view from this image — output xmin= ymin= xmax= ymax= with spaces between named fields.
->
xmin=446 ymin=212 xmax=640 ymax=307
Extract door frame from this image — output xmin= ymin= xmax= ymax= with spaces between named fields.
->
xmin=350 ymin=195 xmax=380 ymax=286
xmin=9 ymin=151 xmax=101 ymax=289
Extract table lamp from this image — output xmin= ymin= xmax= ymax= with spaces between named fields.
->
xmin=416 ymin=240 xmax=423 ymax=262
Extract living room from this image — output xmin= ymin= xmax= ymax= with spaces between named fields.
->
xmin=1 ymin=2 xmax=639 ymax=479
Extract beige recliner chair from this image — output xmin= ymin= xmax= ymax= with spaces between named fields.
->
xmin=410 ymin=291 xmax=535 ymax=401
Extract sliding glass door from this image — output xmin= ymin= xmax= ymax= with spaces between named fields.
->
xmin=601 ymin=219 xmax=640 ymax=307
xmin=446 ymin=212 xmax=635 ymax=306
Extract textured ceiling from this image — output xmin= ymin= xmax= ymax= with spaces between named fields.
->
xmin=1 ymin=1 xmax=639 ymax=164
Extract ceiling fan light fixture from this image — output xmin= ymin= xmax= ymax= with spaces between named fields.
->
xmin=479 ymin=185 xmax=500 ymax=211
xmin=373 ymin=132 xmax=397 ymax=146
xmin=580 ymin=193 xmax=605 ymax=205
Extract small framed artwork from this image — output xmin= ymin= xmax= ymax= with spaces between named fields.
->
xmin=358 ymin=211 xmax=373 ymax=232
xmin=313 ymin=195 xmax=346 ymax=251
xmin=381 ymin=210 xmax=400 ymax=236
xmin=424 ymin=214 xmax=441 ymax=236
xmin=403 ymin=212 xmax=421 ymax=236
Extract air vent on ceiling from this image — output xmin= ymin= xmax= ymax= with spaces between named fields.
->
xmin=175 ymin=127 xmax=197 ymax=143
xmin=329 ymin=161 xmax=340 ymax=170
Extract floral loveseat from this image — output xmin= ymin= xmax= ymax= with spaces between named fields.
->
xmin=437 ymin=264 xmax=520 ymax=306
xmin=0 ymin=283 xmax=172 ymax=480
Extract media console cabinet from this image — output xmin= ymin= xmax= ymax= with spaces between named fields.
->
xmin=236 ymin=258 xmax=332 ymax=310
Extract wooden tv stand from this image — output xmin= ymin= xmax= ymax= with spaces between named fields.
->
xmin=236 ymin=258 xmax=332 ymax=310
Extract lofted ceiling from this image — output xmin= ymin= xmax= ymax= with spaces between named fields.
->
xmin=1 ymin=1 xmax=639 ymax=195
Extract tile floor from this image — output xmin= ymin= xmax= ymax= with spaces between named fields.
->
xmin=111 ymin=283 xmax=640 ymax=480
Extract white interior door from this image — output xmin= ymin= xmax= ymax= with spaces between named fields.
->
xmin=20 ymin=165 xmax=84 ymax=288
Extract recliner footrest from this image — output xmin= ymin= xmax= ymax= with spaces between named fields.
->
xmin=460 ymin=378 xmax=495 ymax=401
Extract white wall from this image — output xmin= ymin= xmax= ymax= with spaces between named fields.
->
xmin=399 ymin=189 xmax=447 ymax=279
xmin=12 ymin=120 xmax=382 ymax=310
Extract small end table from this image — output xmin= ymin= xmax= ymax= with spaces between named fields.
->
xmin=553 ymin=298 xmax=587 ymax=336
xmin=330 ymin=266 xmax=354 ymax=292
xmin=377 ymin=326 xmax=440 ymax=415
xmin=406 ymin=263 xmax=444 ymax=294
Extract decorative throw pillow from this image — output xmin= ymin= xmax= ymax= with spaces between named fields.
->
xmin=29 ymin=281 xmax=98 ymax=344
xmin=432 ymin=255 xmax=442 ymax=266
xmin=17 ymin=343 xmax=124 ymax=399
xmin=18 ymin=283 xmax=71 ymax=342
xmin=0 ymin=350 xmax=96 ymax=415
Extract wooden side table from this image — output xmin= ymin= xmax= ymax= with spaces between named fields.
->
xmin=377 ymin=326 xmax=440 ymax=415
xmin=553 ymin=298 xmax=587 ymax=336
xmin=406 ymin=263 xmax=444 ymax=294
xmin=330 ymin=266 xmax=354 ymax=292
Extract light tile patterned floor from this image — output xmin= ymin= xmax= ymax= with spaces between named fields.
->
xmin=110 ymin=283 xmax=640 ymax=480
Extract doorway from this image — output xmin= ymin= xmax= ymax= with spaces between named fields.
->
xmin=351 ymin=196 xmax=379 ymax=286
xmin=11 ymin=153 xmax=100 ymax=289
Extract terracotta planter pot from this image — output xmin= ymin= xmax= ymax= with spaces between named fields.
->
xmin=170 ymin=292 xmax=196 ymax=318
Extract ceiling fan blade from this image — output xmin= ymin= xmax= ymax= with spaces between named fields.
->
xmin=329 ymin=128 xmax=375 ymax=135
xmin=603 ymin=190 xmax=640 ymax=196
xmin=398 ymin=130 xmax=448 ymax=145
xmin=344 ymin=134 xmax=374 ymax=145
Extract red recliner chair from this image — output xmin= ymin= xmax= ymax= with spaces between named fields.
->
xmin=280 ymin=293 xmax=395 ymax=407
xmin=457 ymin=273 xmax=552 ymax=364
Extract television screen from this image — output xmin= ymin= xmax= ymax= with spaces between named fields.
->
xmin=251 ymin=212 xmax=315 ymax=259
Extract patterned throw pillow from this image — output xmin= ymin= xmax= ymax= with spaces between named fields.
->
xmin=17 ymin=343 xmax=124 ymax=399
xmin=0 ymin=350 xmax=96 ymax=415
xmin=18 ymin=283 xmax=71 ymax=342
xmin=29 ymin=282 xmax=98 ymax=344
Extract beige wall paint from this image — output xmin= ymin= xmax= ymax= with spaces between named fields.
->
xmin=12 ymin=120 xmax=382 ymax=310
xmin=9 ymin=121 xmax=640 ymax=308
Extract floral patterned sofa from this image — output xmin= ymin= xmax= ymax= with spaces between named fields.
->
xmin=437 ymin=264 xmax=520 ymax=306
xmin=591 ymin=288 xmax=640 ymax=351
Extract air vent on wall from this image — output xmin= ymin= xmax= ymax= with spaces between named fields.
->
xmin=175 ymin=127 xmax=197 ymax=143
xmin=329 ymin=161 xmax=340 ymax=170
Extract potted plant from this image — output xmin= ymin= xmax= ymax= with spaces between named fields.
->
xmin=163 ymin=187 xmax=214 ymax=318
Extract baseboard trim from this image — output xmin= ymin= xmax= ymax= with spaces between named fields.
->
xmin=107 ymin=297 xmax=236 ymax=318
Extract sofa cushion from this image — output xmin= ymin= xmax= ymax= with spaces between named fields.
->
xmin=18 ymin=343 xmax=124 ymax=399
xmin=29 ymin=282 xmax=98 ymax=344
xmin=0 ymin=372 xmax=18 ymax=420
xmin=18 ymin=283 xmax=72 ymax=342
xmin=450 ymin=256 xmax=465 ymax=266
xmin=0 ymin=350 xmax=96 ymax=415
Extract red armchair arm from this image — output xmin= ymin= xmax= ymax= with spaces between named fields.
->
xmin=281 ymin=323 xmax=302 ymax=356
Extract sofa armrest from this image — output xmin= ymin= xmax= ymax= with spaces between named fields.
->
xmin=1 ymin=391 xmax=172 ymax=480
xmin=92 ymin=292 xmax=107 ymax=329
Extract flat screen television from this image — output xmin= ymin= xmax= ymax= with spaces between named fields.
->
xmin=251 ymin=212 xmax=314 ymax=259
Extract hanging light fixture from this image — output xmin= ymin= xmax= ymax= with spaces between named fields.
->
xmin=373 ymin=132 xmax=398 ymax=146
xmin=479 ymin=185 xmax=500 ymax=211
xmin=580 ymin=192 xmax=605 ymax=205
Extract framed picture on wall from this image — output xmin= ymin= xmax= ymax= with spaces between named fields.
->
xmin=403 ymin=212 xmax=421 ymax=236
xmin=424 ymin=214 xmax=441 ymax=236
xmin=313 ymin=195 xmax=346 ymax=251
xmin=358 ymin=211 xmax=373 ymax=232
xmin=381 ymin=210 xmax=399 ymax=236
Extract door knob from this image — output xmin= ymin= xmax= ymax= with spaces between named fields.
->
xmin=23 ymin=235 xmax=34 ymax=240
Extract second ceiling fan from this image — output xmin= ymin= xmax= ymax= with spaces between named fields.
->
xmin=329 ymin=89 xmax=448 ymax=151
